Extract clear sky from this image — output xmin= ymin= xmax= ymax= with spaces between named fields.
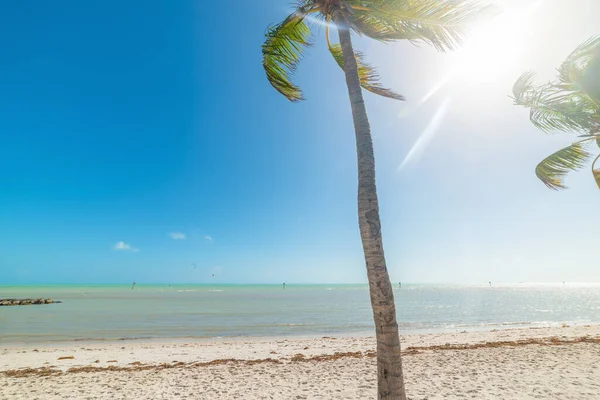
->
xmin=1 ymin=0 xmax=599 ymax=285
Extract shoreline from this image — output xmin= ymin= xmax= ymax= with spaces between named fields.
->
xmin=2 ymin=324 xmax=600 ymax=399
xmin=3 ymin=321 xmax=599 ymax=347
xmin=2 ymin=324 xmax=599 ymax=370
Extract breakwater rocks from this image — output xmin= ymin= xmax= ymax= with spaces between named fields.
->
xmin=0 ymin=298 xmax=61 ymax=306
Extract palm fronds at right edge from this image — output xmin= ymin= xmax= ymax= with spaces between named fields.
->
xmin=535 ymin=143 xmax=591 ymax=190
xmin=512 ymin=35 xmax=600 ymax=190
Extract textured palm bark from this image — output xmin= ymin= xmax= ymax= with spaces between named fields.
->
xmin=334 ymin=12 xmax=407 ymax=400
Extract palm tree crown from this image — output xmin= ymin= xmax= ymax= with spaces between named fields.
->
xmin=262 ymin=0 xmax=492 ymax=102
xmin=513 ymin=36 xmax=600 ymax=190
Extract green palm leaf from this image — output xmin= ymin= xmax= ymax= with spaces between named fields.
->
xmin=512 ymin=72 xmax=595 ymax=133
xmin=593 ymin=154 xmax=600 ymax=189
xmin=262 ymin=13 xmax=312 ymax=102
xmin=535 ymin=142 xmax=591 ymax=190
xmin=512 ymin=71 xmax=538 ymax=102
xmin=514 ymin=37 xmax=600 ymax=190
xmin=594 ymin=169 xmax=600 ymax=189
xmin=557 ymin=35 xmax=600 ymax=87
xmin=345 ymin=0 xmax=494 ymax=51
xmin=329 ymin=44 xmax=404 ymax=100
xmin=527 ymin=93 xmax=593 ymax=133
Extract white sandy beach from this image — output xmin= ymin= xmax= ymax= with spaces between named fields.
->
xmin=2 ymin=325 xmax=600 ymax=399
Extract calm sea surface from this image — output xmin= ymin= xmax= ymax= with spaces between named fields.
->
xmin=1 ymin=284 xmax=600 ymax=344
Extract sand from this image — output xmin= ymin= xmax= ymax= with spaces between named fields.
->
xmin=1 ymin=325 xmax=600 ymax=399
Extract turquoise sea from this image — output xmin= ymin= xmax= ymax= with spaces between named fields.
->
xmin=1 ymin=283 xmax=600 ymax=344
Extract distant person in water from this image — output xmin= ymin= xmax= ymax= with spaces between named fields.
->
xmin=131 ymin=282 xmax=136 ymax=290
xmin=489 ymin=281 xmax=492 ymax=287
xmin=283 ymin=282 xmax=285 ymax=289
xmin=399 ymin=282 xmax=401 ymax=288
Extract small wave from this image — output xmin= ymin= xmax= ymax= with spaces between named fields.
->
xmin=446 ymin=321 xmax=533 ymax=328
xmin=424 ymin=305 xmax=456 ymax=309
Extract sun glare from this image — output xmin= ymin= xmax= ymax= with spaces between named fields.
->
xmin=448 ymin=1 xmax=542 ymax=83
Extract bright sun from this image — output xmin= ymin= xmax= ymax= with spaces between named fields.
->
xmin=447 ymin=1 xmax=541 ymax=83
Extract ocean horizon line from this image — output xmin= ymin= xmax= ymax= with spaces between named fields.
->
xmin=2 ymin=281 xmax=600 ymax=287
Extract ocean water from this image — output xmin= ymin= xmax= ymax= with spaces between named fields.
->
xmin=1 ymin=283 xmax=600 ymax=344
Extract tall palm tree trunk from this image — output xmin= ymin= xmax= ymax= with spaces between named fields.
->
xmin=334 ymin=12 xmax=407 ymax=400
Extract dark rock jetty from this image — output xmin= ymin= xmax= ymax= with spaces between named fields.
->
xmin=0 ymin=298 xmax=61 ymax=306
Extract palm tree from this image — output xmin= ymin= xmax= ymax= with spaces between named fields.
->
xmin=513 ymin=36 xmax=600 ymax=190
xmin=262 ymin=1 xmax=490 ymax=398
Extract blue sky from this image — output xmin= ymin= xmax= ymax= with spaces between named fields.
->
xmin=1 ymin=0 xmax=599 ymax=284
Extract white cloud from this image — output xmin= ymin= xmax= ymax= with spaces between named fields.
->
xmin=114 ymin=241 xmax=139 ymax=252
xmin=204 ymin=235 xmax=213 ymax=243
xmin=169 ymin=232 xmax=186 ymax=240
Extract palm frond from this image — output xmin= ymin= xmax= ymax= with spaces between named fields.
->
xmin=514 ymin=37 xmax=600 ymax=190
xmin=593 ymin=154 xmax=600 ymax=189
xmin=582 ymin=133 xmax=600 ymax=148
xmin=328 ymin=43 xmax=404 ymax=100
xmin=262 ymin=12 xmax=312 ymax=102
xmin=556 ymin=36 xmax=600 ymax=101
xmin=344 ymin=0 xmax=494 ymax=51
xmin=557 ymin=36 xmax=600 ymax=85
xmin=513 ymin=72 xmax=596 ymax=133
xmin=512 ymin=71 xmax=538 ymax=102
xmin=535 ymin=142 xmax=591 ymax=190
xmin=594 ymin=169 xmax=600 ymax=189
xmin=527 ymin=92 xmax=594 ymax=133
